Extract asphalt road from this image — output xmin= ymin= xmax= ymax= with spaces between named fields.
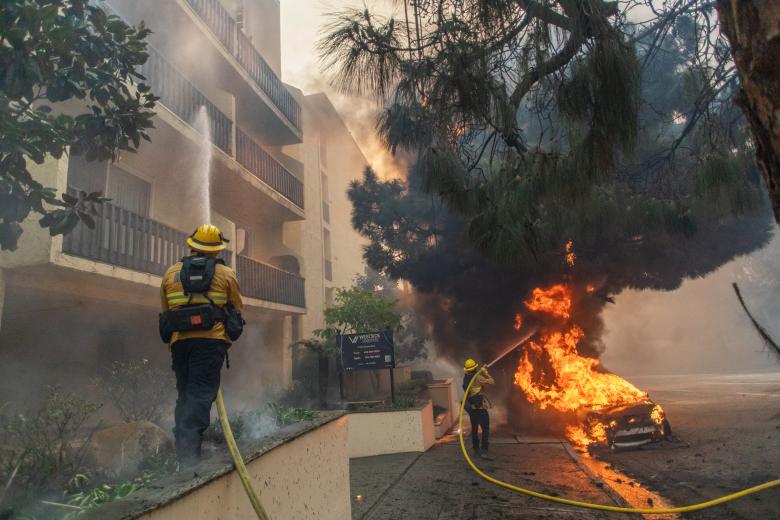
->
xmin=350 ymin=371 xmax=780 ymax=520
xmin=591 ymin=372 xmax=780 ymax=520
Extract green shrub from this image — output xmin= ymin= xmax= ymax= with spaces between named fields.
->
xmin=95 ymin=358 xmax=173 ymax=426
xmin=275 ymin=380 xmax=317 ymax=408
xmin=58 ymin=454 xmax=176 ymax=518
xmin=204 ymin=413 xmax=247 ymax=443
xmin=397 ymin=378 xmax=428 ymax=397
xmin=0 ymin=386 xmax=99 ymax=495
xmin=267 ymin=403 xmax=317 ymax=426
xmin=390 ymin=397 xmax=418 ymax=409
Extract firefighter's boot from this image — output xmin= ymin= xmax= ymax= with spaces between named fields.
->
xmin=479 ymin=449 xmax=495 ymax=461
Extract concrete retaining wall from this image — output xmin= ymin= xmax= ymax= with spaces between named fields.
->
xmin=422 ymin=379 xmax=455 ymax=438
xmin=348 ymin=401 xmax=435 ymax=458
xmin=84 ymin=412 xmax=349 ymax=520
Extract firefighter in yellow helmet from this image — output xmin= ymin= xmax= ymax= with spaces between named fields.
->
xmin=159 ymin=224 xmax=244 ymax=464
xmin=463 ymin=358 xmax=495 ymax=460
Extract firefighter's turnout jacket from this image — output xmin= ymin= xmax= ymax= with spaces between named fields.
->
xmin=464 ymin=368 xmax=495 ymax=410
xmin=160 ymin=260 xmax=243 ymax=345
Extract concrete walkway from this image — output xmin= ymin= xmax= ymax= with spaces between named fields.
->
xmin=350 ymin=435 xmax=633 ymax=520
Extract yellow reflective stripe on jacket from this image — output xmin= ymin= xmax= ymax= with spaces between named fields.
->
xmin=166 ymin=291 xmax=228 ymax=306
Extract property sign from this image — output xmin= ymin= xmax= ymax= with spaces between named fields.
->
xmin=339 ymin=330 xmax=395 ymax=371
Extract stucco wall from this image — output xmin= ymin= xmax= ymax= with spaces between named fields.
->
xmin=135 ymin=416 xmax=349 ymax=520
xmin=348 ymin=401 xmax=435 ymax=458
xmin=295 ymin=104 xmax=326 ymax=340
xmin=0 ymin=156 xmax=66 ymax=270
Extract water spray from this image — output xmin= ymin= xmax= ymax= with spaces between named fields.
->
xmin=485 ymin=327 xmax=538 ymax=369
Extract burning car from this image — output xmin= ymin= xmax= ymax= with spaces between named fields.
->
xmin=513 ymin=284 xmax=673 ymax=449
xmin=583 ymin=400 xmax=672 ymax=450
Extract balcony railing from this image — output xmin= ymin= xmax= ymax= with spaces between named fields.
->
xmin=235 ymin=32 xmax=301 ymax=131
xmin=236 ymin=255 xmax=306 ymax=308
xmin=139 ymin=47 xmax=232 ymax=154
xmin=236 ymin=129 xmax=304 ymax=209
xmin=64 ymin=199 xmax=192 ymax=276
xmin=62 ymin=194 xmax=304 ymax=308
xmin=184 ymin=0 xmax=301 ymax=131
xmin=186 ymin=0 xmax=235 ymax=53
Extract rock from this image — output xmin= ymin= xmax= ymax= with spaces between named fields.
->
xmin=86 ymin=421 xmax=172 ymax=474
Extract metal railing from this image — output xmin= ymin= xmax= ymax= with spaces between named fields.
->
xmin=63 ymin=199 xmax=193 ymax=276
xmin=235 ymin=32 xmax=301 ymax=130
xmin=138 ymin=47 xmax=303 ymax=206
xmin=184 ymin=0 xmax=301 ymax=131
xmin=236 ymin=129 xmax=304 ymax=208
xmin=324 ymin=259 xmax=333 ymax=282
xmin=62 ymin=193 xmax=304 ymax=308
xmin=139 ymin=47 xmax=232 ymax=154
xmin=236 ymin=255 xmax=306 ymax=308
xmin=185 ymin=0 xmax=235 ymax=53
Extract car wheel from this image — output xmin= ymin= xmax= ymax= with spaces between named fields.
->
xmin=661 ymin=418 xmax=672 ymax=439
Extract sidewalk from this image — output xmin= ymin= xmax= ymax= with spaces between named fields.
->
xmin=350 ymin=434 xmax=634 ymax=520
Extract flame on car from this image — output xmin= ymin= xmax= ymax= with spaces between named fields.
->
xmin=514 ymin=284 xmax=662 ymax=446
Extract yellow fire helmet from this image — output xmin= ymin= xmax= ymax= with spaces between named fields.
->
xmin=187 ymin=224 xmax=229 ymax=253
xmin=464 ymin=358 xmax=478 ymax=372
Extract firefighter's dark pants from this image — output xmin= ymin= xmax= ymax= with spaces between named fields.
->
xmin=171 ymin=338 xmax=227 ymax=461
xmin=467 ymin=408 xmax=490 ymax=452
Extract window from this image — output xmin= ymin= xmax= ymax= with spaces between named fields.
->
xmin=67 ymin=154 xmax=108 ymax=194
xmin=320 ymin=171 xmax=329 ymax=200
xmin=320 ymin=137 xmax=328 ymax=169
xmin=105 ymin=165 xmax=151 ymax=216
xmin=323 ymin=228 xmax=332 ymax=259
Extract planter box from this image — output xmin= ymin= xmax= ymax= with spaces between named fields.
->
xmin=83 ymin=412 xmax=349 ymax=520
xmin=348 ymin=401 xmax=435 ymax=458
xmin=422 ymin=378 xmax=456 ymax=438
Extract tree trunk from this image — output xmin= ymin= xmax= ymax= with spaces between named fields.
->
xmin=317 ymin=352 xmax=329 ymax=409
xmin=716 ymin=1 xmax=780 ymax=223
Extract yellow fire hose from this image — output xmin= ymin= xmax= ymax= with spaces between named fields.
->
xmin=458 ymin=366 xmax=780 ymax=514
xmin=215 ymin=387 xmax=270 ymax=520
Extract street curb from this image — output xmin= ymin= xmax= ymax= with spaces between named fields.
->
xmin=561 ymin=441 xmax=633 ymax=509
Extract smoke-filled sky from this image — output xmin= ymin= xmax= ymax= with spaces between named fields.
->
xmin=280 ymin=0 xmax=408 ymax=179
xmin=279 ymin=1 xmax=780 ymax=377
xmin=602 ymin=230 xmax=780 ymax=376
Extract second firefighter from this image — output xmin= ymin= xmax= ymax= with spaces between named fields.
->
xmin=463 ymin=359 xmax=495 ymax=461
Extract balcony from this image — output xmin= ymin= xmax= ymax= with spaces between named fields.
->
xmin=140 ymin=46 xmax=232 ymax=154
xmin=185 ymin=0 xmax=301 ymax=132
xmin=136 ymin=45 xmax=304 ymax=215
xmin=236 ymin=255 xmax=306 ymax=308
xmin=185 ymin=0 xmax=235 ymax=54
xmin=236 ymin=129 xmax=304 ymax=209
xmin=62 ymin=197 xmax=304 ymax=309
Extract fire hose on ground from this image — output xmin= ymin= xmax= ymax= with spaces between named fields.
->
xmin=215 ymin=387 xmax=270 ymax=520
xmin=458 ymin=361 xmax=780 ymax=515
xmin=214 ymin=330 xmax=780 ymax=518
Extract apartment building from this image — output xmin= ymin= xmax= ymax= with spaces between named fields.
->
xmin=0 ymin=0 xmax=367 ymax=407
